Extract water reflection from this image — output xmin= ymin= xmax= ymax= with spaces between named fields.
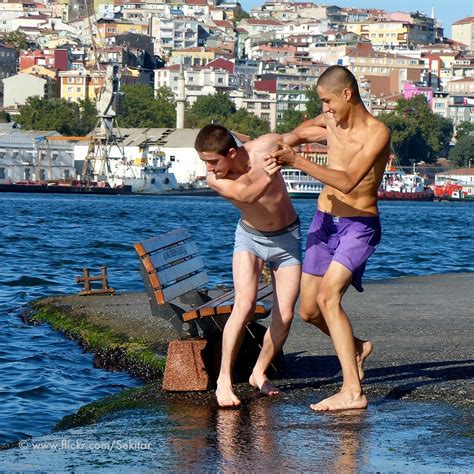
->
xmin=162 ymin=397 xmax=370 ymax=472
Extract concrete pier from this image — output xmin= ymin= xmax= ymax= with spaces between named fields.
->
xmin=31 ymin=272 xmax=473 ymax=407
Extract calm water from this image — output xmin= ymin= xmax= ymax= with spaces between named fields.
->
xmin=0 ymin=194 xmax=473 ymax=448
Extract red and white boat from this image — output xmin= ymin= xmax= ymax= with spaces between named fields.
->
xmin=378 ymin=163 xmax=434 ymax=201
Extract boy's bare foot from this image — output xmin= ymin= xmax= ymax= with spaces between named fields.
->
xmin=310 ymin=390 xmax=368 ymax=412
xmin=355 ymin=340 xmax=373 ymax=381
xmin=216 ymin=383 xmax=241 ymax=408
xmin=249 ymin=373 xmax=280 ymax=396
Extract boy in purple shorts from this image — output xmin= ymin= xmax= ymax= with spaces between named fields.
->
xmin=272 ymin=65 xmax=391 ymax=411
xmin=304 ymin=210 xmax=381 ymax=293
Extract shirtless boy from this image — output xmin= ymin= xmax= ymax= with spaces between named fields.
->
xmin=272 ymin=65 xmax=391 ymax=411
xmin=195 ymin=124 xmax=302 ymax=408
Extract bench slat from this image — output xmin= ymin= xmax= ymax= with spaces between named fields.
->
xmin=135 ymin=228 xmax=190 ymax=256
xmin=150 ymin=256 xmax=205 ymax=288
xmin=182 ymin=283 xmax=273 ymax=322
xmin=155 ymin=271 xmax=209 ymax=303
xmin=146 ymin=241 xmax=200 ymax=270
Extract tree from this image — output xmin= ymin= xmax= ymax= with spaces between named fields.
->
xmin=448 ymin=135 xmax=474 ymax=167
xmin=117 ymin=84 xmax=176 ymax=128
xmin=0 ymin=111 xmax=10 ymax=123
xmin=16 ymin=96 xmax=94 ymax=135
xmin=77 ymin=99 xmax=98 ymax=135
xmin=455 ymin=121 xmax=474 ymax=140
xmin=234 ymin=4 xmax=250 ymax=22
xmin=276 ymin=109 xmax=305 ymax=133
xmin=1 ymin=31 xmax=28 ymax=49
xmin=224 ymin=108 xmax=270 ymax=138
xmin=187 ymin=92 xmax=236 ymax=128
xmin=305 ymin=87 xmax=322 ymax=118
xmin=379 ymin=94 xmax=453 ymax=165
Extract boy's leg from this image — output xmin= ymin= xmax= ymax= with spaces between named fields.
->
xmin=300 ymin=272 xmax=372 ymax=381
xmin=249 ymin=262 xmax=301 ymax=394
xmin=311 ymin=261 xmax=368 ymax=411
xmin=216 ymin=251 xmax=264 ymax=407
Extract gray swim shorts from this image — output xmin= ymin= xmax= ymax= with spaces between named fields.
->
xmin=234 ymin=217 xmax=302 ymax=270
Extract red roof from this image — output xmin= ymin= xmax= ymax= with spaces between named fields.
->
xmin=254 ymin=79 xmax=277 ymax=93
xmin=205 ymin=57 xmax=234 ymax=74
xmin=453 ymin=16 xmax=474 ymax=26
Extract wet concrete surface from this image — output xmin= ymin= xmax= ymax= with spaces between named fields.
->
xmin=34 ymin=272 xmax=474 ymax=407
xmin=8 ymin=273 xmax=472 ymax=470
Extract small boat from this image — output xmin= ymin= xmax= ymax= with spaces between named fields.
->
xmin=378 ymin=165 xmax=434 ymax=201
xmin=282 ymin=169 xmax=323 ymax=199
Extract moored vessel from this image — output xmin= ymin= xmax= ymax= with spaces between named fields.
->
xmin=282 ymin=169 xmax=323 ymax=199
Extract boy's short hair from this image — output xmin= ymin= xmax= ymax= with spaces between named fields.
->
xmin=317 ymin=65 xmax=361 ymax=99
xmin=195 ymin=124 xmax=238 ymax=156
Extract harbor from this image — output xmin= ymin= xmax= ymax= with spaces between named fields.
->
xmin=0 ymin=194 xmax=472 ymax=470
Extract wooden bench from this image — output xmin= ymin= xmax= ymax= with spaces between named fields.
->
xmin=134 ymin=227 xmax=274 ymax=338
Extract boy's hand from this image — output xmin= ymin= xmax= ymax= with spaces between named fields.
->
xmin=271 ymin=142 xmax=297 ymax=166
xmin=263 ymin=156 xmax=281 ymax=179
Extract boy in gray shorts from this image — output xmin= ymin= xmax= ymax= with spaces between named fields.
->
xmin=195 ymin=124 xmax=302 ymax=408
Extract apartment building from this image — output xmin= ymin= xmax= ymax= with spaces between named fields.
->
xmin=452 ymin=16 xmax=474 ymax=50
xmin=0 ymin=44 xmax=18 ymax=107
xmin=3 ymin=72 xmax=57 ymax=107
xmin=150 ymin=16 xmax=203 ymax=56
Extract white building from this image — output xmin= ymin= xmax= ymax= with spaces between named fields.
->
xmin=0 ymin=127 xmax=76 ymax=183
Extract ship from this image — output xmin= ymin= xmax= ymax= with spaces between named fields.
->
xmin=0 ymin=180 xmax=131 ymax=195
xmin=282 ymin=169 xmax=323 ymax=199
xmin=378 ymin=163 xmax=434 ymax=201
xmin=106 ymin=150 xmax=178 ymax=194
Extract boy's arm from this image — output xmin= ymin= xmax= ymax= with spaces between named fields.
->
xmin=280 ymin=114 xmax=328 ymax=146
xmin=207 ymin=157 xmax=281 ymax=204
xmin=272 ymin=125 xmax=391 ymax=194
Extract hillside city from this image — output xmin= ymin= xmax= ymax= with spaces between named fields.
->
xmin=0 ymin=0 xmax=473 ymax=196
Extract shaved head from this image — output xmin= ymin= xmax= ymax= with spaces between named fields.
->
xmin=317 ymin=65 xmax=361 ymax=99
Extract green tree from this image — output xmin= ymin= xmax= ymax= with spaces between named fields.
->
xmin=77 ymin=98 xmax=97 ymax=135
xmin=224 ymin=108 xmax=270 ymax=138
xmin=234 ymin=4 xmax=250 ymax=22
xmin=448 ymin=135 xmax=474 ymax=167
xmin=117 ymin=84 xmax=176 ymax=128
xmin=1 ymin=31 xmax=27 ymax=49
xmin=305 ymin=87 xmax=322 ymax=118
xmin=276 ymin=109 xmax=305 ymax=133
xmin=379 ymin=94 xmax=453 ymax=165
xmin=455 ymin=121 xmax=474 ymax=140
xmin=0 ymin=111 xmax=10 ymax=123
xmin=187 ymin=92 xmax=236 ymax=127
xmin=16 ymin=97 xmax=86 ymax=135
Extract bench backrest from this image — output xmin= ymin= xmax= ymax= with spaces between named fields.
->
xmin=134 ymin=228 xmax=208 ymax=304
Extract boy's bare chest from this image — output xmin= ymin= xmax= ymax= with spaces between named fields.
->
xmin=327 ymin=129 xmax=365 ymax=167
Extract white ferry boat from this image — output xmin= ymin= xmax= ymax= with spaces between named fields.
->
xmin=282 ymin=169 xmax=323 ymax=199
xmin=106 ymin=151 xmax=178 ymax=194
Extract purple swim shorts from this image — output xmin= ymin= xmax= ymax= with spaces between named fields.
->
xmin=302 ymin=210 xmax=382 ymax=292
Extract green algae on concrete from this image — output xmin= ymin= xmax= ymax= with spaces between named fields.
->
xmin=54 ymin=383 xmax=162 ymax=431
xmin=28 ymin=300 xmax=166 ymax=381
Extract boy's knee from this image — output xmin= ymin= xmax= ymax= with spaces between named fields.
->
xmin=233 ymin=299 xmax=257 ymax=321
xmin=300 ymin=307 xmax=323 ymax=325
xmin=316 ymin=286 xmax=341 ymax=311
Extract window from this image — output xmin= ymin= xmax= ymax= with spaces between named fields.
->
xmin=40 ymin=169 xmax=46 ymax=180
xmin=217 ymin=78 xmax=223 ymax=84
xmin=0 ymin=150 xmax=5 ymax=159
xmin=64 ymin=169 xmax=70 ymax=179
xmin=261 ymin=103 xmax=270 ymax=109
xmin=12 ymin=151 xmax=19 ymax=159
xmin=0 ymin=168 xmax=5 ymax=179
xmin=261 ymin=113 xmax=270 ymax=120
xmin=247 ymin=102 xmax=255 ymax=109
xmin=24 ymin=168 xmax=31 ymax=180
